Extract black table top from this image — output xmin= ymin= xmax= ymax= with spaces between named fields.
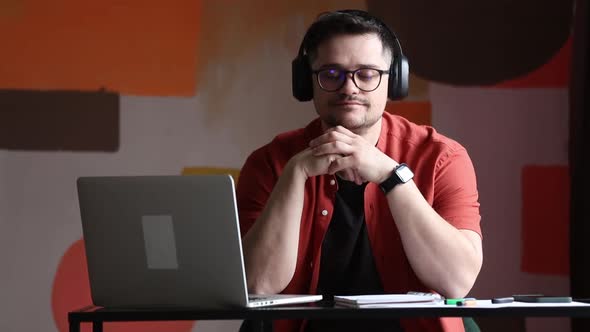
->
xmin=68 ymin=302 xmax=590 ymax=323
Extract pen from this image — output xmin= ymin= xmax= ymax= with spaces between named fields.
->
xmin=445 ymin=298 xmax=476 ymax=305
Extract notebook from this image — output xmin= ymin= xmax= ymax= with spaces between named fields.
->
xmin=77 ymin=174 xmax=322 ymax=308
xmin=334 ymin=293 xmax=442 ymax=308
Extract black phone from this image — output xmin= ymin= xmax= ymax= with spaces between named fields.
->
xmin=513 ymin=294 xmax=572 ymax=303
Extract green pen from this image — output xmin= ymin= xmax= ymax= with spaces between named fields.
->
xmin=445 ymin=297 xmax=476 ymax=305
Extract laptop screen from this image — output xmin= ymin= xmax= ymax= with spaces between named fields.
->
xmin=77 ymin=175 xmax=250 ymax=308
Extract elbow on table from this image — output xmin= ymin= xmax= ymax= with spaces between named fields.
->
xmin=443 ymin=264 xmax=483 ymax=299
xmin=246 ymin=270 xmax=294 ymax=295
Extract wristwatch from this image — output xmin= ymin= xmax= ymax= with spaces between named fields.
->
xmin=379 ymin=163 xmax=414 ymax=195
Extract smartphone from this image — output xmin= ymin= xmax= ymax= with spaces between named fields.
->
xmin=513 ymin=294 xmax=572 ymax=303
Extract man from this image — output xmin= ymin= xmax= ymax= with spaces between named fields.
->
xmin=237 ymin=9 xmax=482 ymax=332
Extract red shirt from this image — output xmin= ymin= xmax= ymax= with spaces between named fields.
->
xmin=237 ymin=112 xmax=482 ymax=332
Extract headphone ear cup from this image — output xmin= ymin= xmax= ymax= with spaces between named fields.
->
xmin=388 ymin=54 xmax=409 ymax=100
xmin=292 ymin=55 xmax=313 ymax=102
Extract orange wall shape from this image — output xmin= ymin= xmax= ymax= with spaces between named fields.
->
xmin=52 ymin=239 xmax=196 ymax=332
xmin=386 ymin=101 xmax=432 ymax=126
xmin=0 ymin=0 xmax=200 ymax=96
xmin=521 ymin=165 xmax=570 ymax=276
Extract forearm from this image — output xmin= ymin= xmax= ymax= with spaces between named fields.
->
xmin=242 ymin=161 xmax=307 ymax=294
xmin=387 ymin=181 xmax=483 ymax=298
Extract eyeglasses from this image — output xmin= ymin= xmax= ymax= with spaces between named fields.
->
xmin=312 ymin=67 xmax=389 ymax=92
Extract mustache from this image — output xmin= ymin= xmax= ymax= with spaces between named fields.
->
xmin=328 ymin=95 xmax=370 ymax=106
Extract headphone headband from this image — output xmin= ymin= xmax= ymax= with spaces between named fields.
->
xmin=292 ymin=10 xmax=409 ymax=101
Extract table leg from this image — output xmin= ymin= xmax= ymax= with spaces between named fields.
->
xmin=69 ymin=320 xmax=80 ymax=332
xmin=265 ymin=320 xmax=274 ymax=332
xmin=240 ymin=320 xmax=273 ymax=332
xmin=258 ymin=320 xmax=273 ymax=332
xmin=92 ymin=321 xmax=103 ymax=332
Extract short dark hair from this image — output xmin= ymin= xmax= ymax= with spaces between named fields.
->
xmin=302 ymin=10 xmax=395 ymax=64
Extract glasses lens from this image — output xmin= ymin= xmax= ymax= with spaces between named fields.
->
xmin=316 ymin=68 xmax=384 ymax=92
xmin=354 ymin=68 xmax=382 ymax=91
xmin=317 ymin=69 xmax=345 ymax=91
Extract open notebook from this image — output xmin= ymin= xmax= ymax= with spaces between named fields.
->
xmin=77 ymin=175 xmax=322 ymax=308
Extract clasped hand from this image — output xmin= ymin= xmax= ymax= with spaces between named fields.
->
xmin=295 ymin=126 xmax=397 ymax=185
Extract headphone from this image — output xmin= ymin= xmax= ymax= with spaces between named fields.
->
xmin=291 ymin=10 xmax=409 ymax=102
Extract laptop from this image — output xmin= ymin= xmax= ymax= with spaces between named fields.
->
xmin=77 ymin=174 xmax=322 ymax=308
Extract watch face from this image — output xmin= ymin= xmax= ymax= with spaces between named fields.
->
xmin=396 ymin=165 xmax=414 ymax=182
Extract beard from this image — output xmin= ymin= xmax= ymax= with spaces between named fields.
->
xmin=323 ymin=112 xmax=369 ymax=131
xmin=321 ymin=95 xmax=379 ymax=133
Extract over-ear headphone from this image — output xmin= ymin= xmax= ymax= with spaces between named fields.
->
xmin=292 ymin=10 xmax=409 ymax=102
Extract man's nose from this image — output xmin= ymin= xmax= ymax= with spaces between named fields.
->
xmin=339 ymin=73 xmax=359 ymax=94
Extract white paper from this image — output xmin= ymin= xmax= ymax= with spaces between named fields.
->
xmin=335 ymin=299 xmax=590 ymax=309
xmin=334 ymin=294 xmax=439 ymax=305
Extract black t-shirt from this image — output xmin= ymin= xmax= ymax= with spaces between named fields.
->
xmin=306 ymin=177 xmax=403 ymax=332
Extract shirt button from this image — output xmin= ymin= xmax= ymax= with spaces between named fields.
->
xmin=321 ymin=209 xmax=328 ymax=216
xmin=330 ymin=179 xmax=336 ymax=185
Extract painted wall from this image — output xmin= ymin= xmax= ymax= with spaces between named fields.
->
xmin=0 ymin=1 xmax=573 ymax=331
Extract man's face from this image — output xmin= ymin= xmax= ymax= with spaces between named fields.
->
xmin=311 ymin=33 xmax=390 ymax=134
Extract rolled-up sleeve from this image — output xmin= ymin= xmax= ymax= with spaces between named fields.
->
xmin=432 ymin=147 xmax=482 ymax=238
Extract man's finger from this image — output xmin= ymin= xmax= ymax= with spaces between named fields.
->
xmin=328 ymin=155 xmax=354 ymax=175
xmin=309 ymin=129 xmax=354 ymax=148
xmin=312 ymin=141 xmax=353 ymax=156
xmin=326 ymin=125 xmax=356 ymax=137
xmin=334 ymin=169 xmax=355 ymax=182
xmin=353 ymin=170 xmax=364 ymax=185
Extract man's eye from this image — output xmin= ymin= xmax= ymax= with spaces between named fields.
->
xmin=356 ymin=69 xmax=378 ymax=81
xmin=323 ymin=70 xmax=341 ymax=79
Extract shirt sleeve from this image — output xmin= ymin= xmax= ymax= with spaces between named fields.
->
xmin=432 ymin=147 xmax=482 ymax=238
xmin=235 ymin=146 xmax=278 ymax=238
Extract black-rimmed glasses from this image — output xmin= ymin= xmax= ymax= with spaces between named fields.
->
xmin=312 ymin=67 xmax=389 ymax=92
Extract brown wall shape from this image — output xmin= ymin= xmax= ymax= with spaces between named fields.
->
xmin=0 ymin=90 xmax=119 ymax=151
xmin=367 ymin=0 xmax=573 ymax=85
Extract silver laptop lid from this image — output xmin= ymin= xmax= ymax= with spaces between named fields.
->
xmin=77 ymin=175 xmax=249 ymax=308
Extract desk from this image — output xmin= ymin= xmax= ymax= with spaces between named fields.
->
xmin=69 ymin=303 xmax=590 ymax=332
